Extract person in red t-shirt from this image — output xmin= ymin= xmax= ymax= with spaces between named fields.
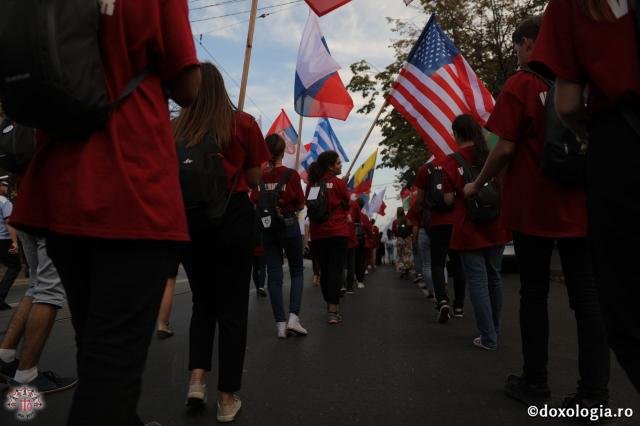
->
xmin=442 ymin=115 xmax=511 ymax=351
xmin=249 ymin=188 xmax=267 ymax=298
xmin=528 ymin=0 xmax=640 ymax=393
xmin=414 ymin=162 xmax=466 ymax=317
xmin=345 ymin=197 xmax=363 ymax=294
xmin=463 ymin=16 xmax=610 ymax=405
xmin=9 ymin=2 xmax=201 ymax=424
xmin=306 ymin=151 xmax=350 ymax=324
xmin=370 ymin=221 xmax=380 ymax=270
xmin=392 ymin=208 xmax=414 ymax=277
xmin=253 ymin=134 xmax=306 ymax=339
xmin=173 ymin=63 xmax=270 ymax=421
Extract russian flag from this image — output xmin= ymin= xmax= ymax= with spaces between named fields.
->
xmin=348 ymin=149 xmax=378 ymax=195
xmin=295 ymin=12 xmax=353 ymax=121
xmin=267 ymin=109 xmax=299 ymax=169
xmin=304 ymin=0 xmax=352 ymax=16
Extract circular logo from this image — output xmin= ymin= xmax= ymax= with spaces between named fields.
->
xmin=5 ymin=386 xmax=45 ymax=421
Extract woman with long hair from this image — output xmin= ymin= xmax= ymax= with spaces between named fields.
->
xmin=392 ymin=207 xmax=414 ymax=278
xmin=254 ymin=134 xmax=307 ymax=338
xmin=174 ymin=62 xmax=270 ymax=422
xmin=442 ymin=114 xmax=511 ymax=350
xmin=306 ymin=151 xmax=350 ymax=324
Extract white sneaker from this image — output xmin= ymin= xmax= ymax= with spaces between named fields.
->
xmin=217 ymin=395 xmax=242 ymax=423
xmin=286 ymin=314 xmax=308 ymax=336
xmin=357 ymin=282 xmax=365 ymax=289
xmin=276 ymin=322 xmax=287 ymax=339
xmin=186 ymin=382 xmax=207 ymax=406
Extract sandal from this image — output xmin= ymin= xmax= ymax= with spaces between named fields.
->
xmin=327 ymin=311 xmax=342 ymax=325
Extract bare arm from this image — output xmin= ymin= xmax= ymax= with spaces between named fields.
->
xmin=6 ymin=221 xmax=18 ymax=253
xmin=167 ymin=65 xmax=202 ymax=108
xmin=464 ymin=138 xmax=515 ymax=199
xmin=245 ymin=167 xmax=262 ymax=189
xmin=554 ymin=78 xmax=588 ymax=141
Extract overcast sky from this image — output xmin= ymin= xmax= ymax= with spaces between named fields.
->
xmin=189 ymin=0 xmax=429 ymax=228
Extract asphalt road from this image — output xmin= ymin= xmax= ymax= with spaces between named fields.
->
xmin=0 ymin=261 xmax=637 ymax=425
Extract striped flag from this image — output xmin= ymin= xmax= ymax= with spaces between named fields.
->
xmin=311 ymin=118 xmax=349 ymax=163
xmin=266 ymin=110 xmax=299 ymax=169
xmin=387 ymin=15 xmax=495 ymax=159
xmin=348 ymin=150 xmax=378 ymax=195
xmin=300 ymin=143 xmax=319 ymax=172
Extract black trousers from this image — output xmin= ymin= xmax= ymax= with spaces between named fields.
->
xmin=429 ymin=224 xmax=466 ymax=309
xmin=588 ymin=106 xmax=640 ymax=392
xmin=314 ymin=236 xmax=347 ymax=305
xmin=513 ymin=232 xmax=610 ymax=399
xmin=252 ymin=255 xmax=266 ymax=290
xmin=0 ymin=238 xmax=21 ymax=301
xmin=345 ymin=247 xmax=356 ymax=291
xmin=181 ymin=193 xmax=254 ymax=392
xmin=46 ymin=236 xmax=177 ymax=426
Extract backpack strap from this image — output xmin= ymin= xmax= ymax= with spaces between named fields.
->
xmin=451 ymin=152 xmax=478 ymax=182
xmin=274 ymin=168 xmax=293 ymax=193
xmin=520 ymin=67 xmax=554 ymax=87
xmin=112 ymin=68 xmax=152 ymax=106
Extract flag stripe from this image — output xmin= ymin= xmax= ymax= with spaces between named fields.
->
xmin=403 ymin=64 xmax=463 ymax=118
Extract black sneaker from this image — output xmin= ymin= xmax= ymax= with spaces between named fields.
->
xmin=10 ymin=371 xmax=78 ymax=394
xmin=437 ymin=303 xmax=451 ymax=324
xmin=0 ymin=301 xmax=11 ymax=311
xmin=561 ymin=394 xmax=614 ymax=424
xmin=0 ymin=358 xmax=19 ymax=383
xmin=256 ymin=288 xmax=267 ymax=297
xmin=505 ymin=375 xmax=551 ymax=407
xmin=339 ymin=287 xmax=346 ymax=297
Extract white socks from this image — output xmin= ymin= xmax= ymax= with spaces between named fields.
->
xmin=14 ymin=366 xmax=37 ymax=384
xmin=0 ymin=348 xmax=16 ymax=363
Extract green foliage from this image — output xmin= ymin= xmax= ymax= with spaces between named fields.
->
xmin=347 ymin=0 xmax=547 ymax=187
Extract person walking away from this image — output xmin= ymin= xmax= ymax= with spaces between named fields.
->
xmin=306 ymin=151 xmax=350 ymax=324
xmin=7 ymin=2 xmax=201 ymax=424
xmin=251 ymin=242 xmax=267 ymax=297
xmin=528 ymin=0 xmax=640 ymax=393
xmin=376 ymin=231 xmax=385 ymax=265
xmin=441 ymin=115 xmax=511 ymax=349
xmin=415 ymin=160 xmax=467 ymax=322
xmin=174 ymin=62 xmax=269 ymax=422
xmin=370 ymin=220 xmax=380 ymax=270
xmin=384 ymin=229 xmax=396 ymax=265
xmin=156 ymin=263 xmax=180 ymax=339
xmin=255 ymin=134 xmax=306 ymax=339
xmin=0 ymin=230 xmax=77 ymax=393
xmin=358 ymin=201 xmax=373 ymax=288
xmin=464 ymin=15 xmax=611 ymax=407
xmin=392 ymin=207 xmax=414 ymax=278
xmin=407 ymin=201 xmax=434 ymax=297
xmin=345 ymin=196 xmax=363 ymax=294
xmin=0 ymin=180 xmax=20 ymax=310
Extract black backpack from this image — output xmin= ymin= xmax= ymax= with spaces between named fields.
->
xmin=307 ymin=179 xmax=330 ymax=223
xmin=177 ymin=136 xmax=236 ymax=231
xmin=426 ymin=163 xmax=453 ymax=212
xmin=522 ymin=69 xmax=586 ymax=187
xmin=396 ymin=219 xmax=412 ymax=239
xmin=0 ymin=0 xmax=149 ymax=139
xmin=0 ymin=119 xmax=35 ymax=175
xmin=452 ymin=153 xmax=500 ymax=224
xmin=256 ymin=168 xmax=293 ymax=232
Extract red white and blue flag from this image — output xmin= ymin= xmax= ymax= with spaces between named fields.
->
xmin=388 ymin=16 xmax=495 ymax=159
xmin=311 ymin=118 xmax=349 ymax=162
xmin=295 ymin=12 xmax=353 ymax=121
xmin=304 ymin=0 xmax=352 ymax=17
xmin=267 ymin=109 xmax=299 ymax=169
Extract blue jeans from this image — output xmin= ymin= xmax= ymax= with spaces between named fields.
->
xmin=460 ymin=245 xmax=504 ymax=348
xmin=418 ymin=229 xmax=434 ymax=291
xmin=263 ymin=219 xmax=304 ymax=323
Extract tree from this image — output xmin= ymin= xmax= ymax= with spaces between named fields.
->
xmin=347 ymin=0 xmax=547 ymax=187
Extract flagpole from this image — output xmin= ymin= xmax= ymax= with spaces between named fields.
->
xmin=295 ymin=114 xmax=304 ymax=170
xmin=237 ymin=0 xmax=260 ymax=111
xmin=346 ymin=100 xmax=387 ymax=176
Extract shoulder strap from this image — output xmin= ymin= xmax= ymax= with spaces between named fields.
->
xmin=426 ymin=163 xmax=436 ymax=174
xmin=452 ymin=152 xmax=478 ymax=181
xmin=520 ymin=67 xmax=553 ymax=87
xmin=113 ymin=68 xmax=152 ymax=106
xmin=275 ymin=168 xmax=293 ymax=193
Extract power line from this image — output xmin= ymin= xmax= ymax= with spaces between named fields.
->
xmin=190 ymin=0 xmax=303 ymax=23
xmin=193 ymin=2 xmax=304 ymax=35
xmin=190 ymin=0 xmax=248 ymax=12
xmin=195 ymin=38 xmax=273 ymax=123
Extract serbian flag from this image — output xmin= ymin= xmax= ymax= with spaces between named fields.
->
xmin=348 ymin=149 xmax=378 ymax=195
xmin=304 ymin=0 xmax=351 ymax=17
xmin=267 ymin=109 xmax=299 ymax=169
xmin=295 ymin=12 xmax=353 ymax=121
xmin=387 ymin=16 xmax=495 ymax=160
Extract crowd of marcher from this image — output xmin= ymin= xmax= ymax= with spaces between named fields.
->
xmin=0 ymin=0 xmax=637 ymax=425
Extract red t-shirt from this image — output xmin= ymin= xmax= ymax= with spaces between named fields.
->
xmin=372 ymin=225 xmax=380 ymax=248
xmin=362 ymin=214 xmax=375 ymax=249
xmin=486 ymin=71 xmax=588 ymax=238
xmin=529 ymin=0 xmax=640 ymax=112
xmin=347 ymin=200 xmax=362 ymax=249
xmin=442 ymin=146 xmax=511 ymax=251
xmin=11 ymin=0 xmax=198 ymax=241
xmin=306 ymin=172 xmax=350 ymax=240
xmin=414 ymin=161 xmax=456 ymax=226
xmin=252 ymin=165 xmax=305 ymax=214
xmin=225 ymin=112 xmax=271 ymax=194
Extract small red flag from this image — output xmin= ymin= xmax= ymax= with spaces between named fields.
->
xmin=304 ymin=0 xmax=352 ymax=16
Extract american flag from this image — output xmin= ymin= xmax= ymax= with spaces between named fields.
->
xmin=388 ymin=16 xmax=495 ymax=159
